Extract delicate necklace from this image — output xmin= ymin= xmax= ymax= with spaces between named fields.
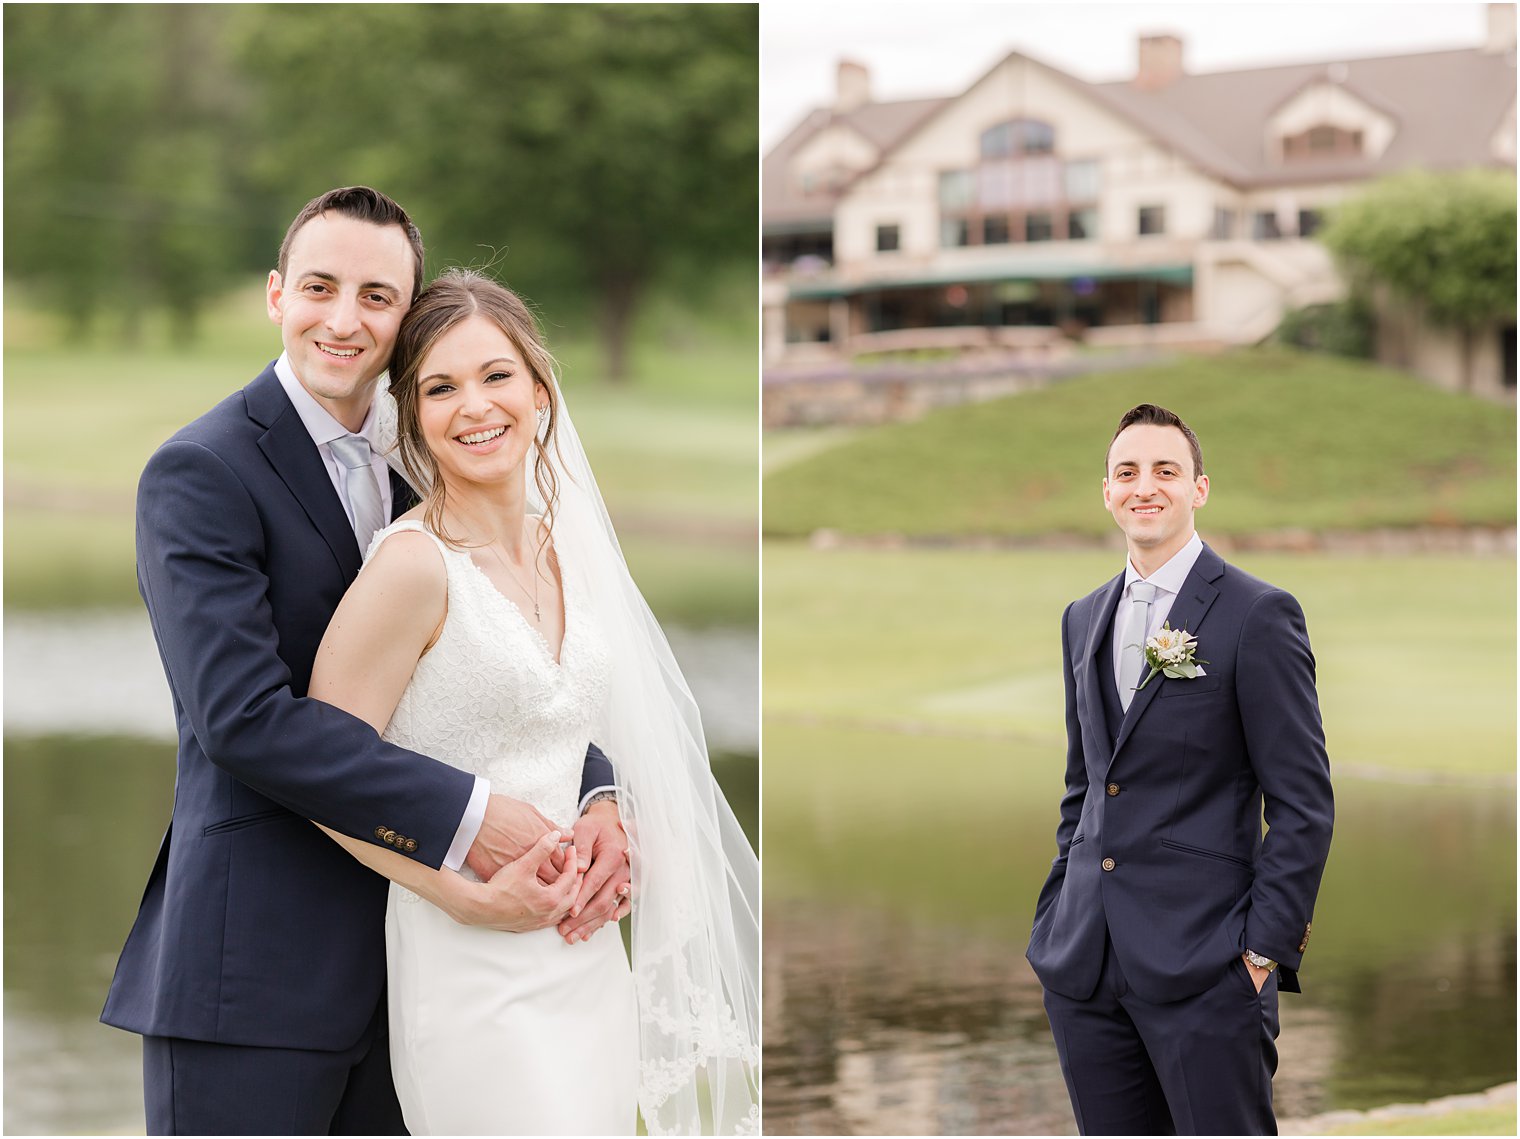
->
xmin=486 ymin=539 xmax=541 ymax=623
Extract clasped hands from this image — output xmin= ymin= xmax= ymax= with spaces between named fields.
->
xmin=457 ymin=793 xmax=631 ymax=943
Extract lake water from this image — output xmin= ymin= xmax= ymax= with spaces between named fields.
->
xmin=3 ymin=612 xmax=758 ymax=753
xmin=762 ymin=721 xmax=1516 ymax=1135
xmin=3 ymin=614 xmax=756 ymax=1135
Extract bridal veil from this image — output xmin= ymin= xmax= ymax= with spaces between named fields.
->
xmin=380 ymin=370 xmax=760 ymax=1135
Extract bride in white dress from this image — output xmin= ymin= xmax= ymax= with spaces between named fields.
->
xmin=306 ymin=270 xmax=759 ymax=1135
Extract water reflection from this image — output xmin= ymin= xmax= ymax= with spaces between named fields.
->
xmin=5 ymin=736 xmax=172 ymax=1135
xmin=4 ymin=613 xmax=758 ymax=754
xmin=765 ymin=905 xmax=1075 ymax=1135
xmin=3 ymin=735 xmax=757 ymax=1135
xmin=763 ymin=726 xmax=1515 ymax=1136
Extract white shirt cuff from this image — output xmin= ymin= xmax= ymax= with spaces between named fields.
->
xmin=443 ymin=776 xmax=491 ymax=871
xmin=578 ymin=784 xmax=621 ymax=816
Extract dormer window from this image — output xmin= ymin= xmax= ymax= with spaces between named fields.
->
xmin=1282 ymin=124 xmax=1364 ymax=161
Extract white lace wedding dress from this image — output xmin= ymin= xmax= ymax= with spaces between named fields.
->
xmin=367 ymin=520 xmax=638 ymax=1136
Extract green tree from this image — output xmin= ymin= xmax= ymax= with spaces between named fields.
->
xmin=1322 ymin=169 xmax=1517 ymax=391
xmin=4 ymin=5 xmax=251 ymax=341
xmin=5 ymin=4 xmax=757 ymax=372
xmin=232 ymin=3 xmax=757 ymax=380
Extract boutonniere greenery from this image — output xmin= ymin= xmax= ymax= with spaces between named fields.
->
xmin=1133 ymin=624 xmax=1209 ymax=692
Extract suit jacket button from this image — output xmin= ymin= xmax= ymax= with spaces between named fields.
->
xmin=1106 ymin=783 xmax=1120 ymax=796
xmin=404 ymin=838 xmax=418 ymax=852
xmin=374 ymin=825 xmax=388 ymax=840
xmin=383 ymin=830 xmax=397 ymax=845
xmin=1101 ymin=857 xmax=1116 ymax=872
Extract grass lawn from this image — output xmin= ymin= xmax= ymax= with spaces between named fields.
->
xmin=763 ymin=348 xmax=1516 ymax=538
xmin=763 ymin=542 xmax=1516 ymax=1025
xmin=762 ymin=542 xmax=1516 ymax=779
xmin=1316 ymin=1104 xmax=1516 ymax=1135
xmin=5 ymin=282 xmax=758 ymax=626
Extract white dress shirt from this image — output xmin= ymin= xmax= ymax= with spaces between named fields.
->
xmin=274 ymin=353 xmax=489 ymax=870
xmin=1112 ymin=532 xmax=1205 ymax=700
xmin=273 ymin=354 xmax=394 ymax=534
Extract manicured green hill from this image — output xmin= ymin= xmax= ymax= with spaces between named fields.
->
xmin=763 ymin=348 xmax=1516 ymax=538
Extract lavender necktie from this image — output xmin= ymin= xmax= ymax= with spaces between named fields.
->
xmin=328 ymin=434 xmax=385 ymax=552
xmin=1117 ymin=580 xmax=1158 ymax=711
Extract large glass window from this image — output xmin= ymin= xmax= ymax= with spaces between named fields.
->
xmin=1138 ymin=206 xmax=1166 ymax=237
xmin=977 ymin=157 xmax=1062 ymax=210
xmin=940 ymin=217 xmax=969 ymax=248
xmin=978 ymin=161 xmax=1018 ymax=210
xmin=876 ymin=224 xmax=901 ymax=253
xmin=941 ymin=134 xmax=1099 ymax=247
xmin=981 ymin=118 xmax=1056 ymax=159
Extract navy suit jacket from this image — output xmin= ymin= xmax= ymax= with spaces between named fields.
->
xmin=1026 ymin=543 xmax=1333 ymax=1005
xmin=102 ymin=364 xmax=612 ymax=1051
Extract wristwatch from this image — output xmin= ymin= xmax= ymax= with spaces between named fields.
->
xmin=583 ymin=790 xmax=619 ymax=811
xmin=1243 ymin=949 xmax=1278 ymax=972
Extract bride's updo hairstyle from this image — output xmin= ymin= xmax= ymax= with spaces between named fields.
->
xmin=387 ymin=268 xmax=562 ymax=552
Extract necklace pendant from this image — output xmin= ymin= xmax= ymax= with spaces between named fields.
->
xmin=534 ymin=602 xmax=542 ymax=621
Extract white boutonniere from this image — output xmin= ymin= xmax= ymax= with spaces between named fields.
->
xmin=1133 ymin=623 xmax=1209 ymax=692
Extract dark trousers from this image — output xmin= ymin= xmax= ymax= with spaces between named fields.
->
xmin=142 ymin=997 xmax=405 ymax=1135
xmin=1043 ymin=936 xmax=1280 ymax=1136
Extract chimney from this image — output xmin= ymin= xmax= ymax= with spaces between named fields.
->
xmin=1481 ymin=2 xmax=1516 ymax=54
xmin=1135 ymin=33 xmax=1184 ymax=91
xmin=835 ymin=59 xmax=871 ymax=114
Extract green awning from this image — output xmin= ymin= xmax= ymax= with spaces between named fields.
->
xmin=788 ymin=262 xmax=1193 ymax=300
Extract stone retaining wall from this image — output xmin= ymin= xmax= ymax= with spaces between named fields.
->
xmin=801 ymin=526 xmax=1517 ymax=556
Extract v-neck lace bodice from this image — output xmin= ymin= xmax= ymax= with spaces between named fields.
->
xmin=363 ymin=520 xmax=610 ymax=835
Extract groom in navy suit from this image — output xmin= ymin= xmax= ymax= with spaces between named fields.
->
xmin=1026 ymin=404 xmax=1333 ymax=1135
xmin=102 ymin=187 xmax=629 ymax=1134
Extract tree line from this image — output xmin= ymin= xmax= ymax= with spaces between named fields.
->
xmin=4 ymin=4 xmax=758 ymax=379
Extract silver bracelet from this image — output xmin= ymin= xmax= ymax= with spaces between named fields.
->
xmin=1244 ymin=949 xmax=1278 ymax=972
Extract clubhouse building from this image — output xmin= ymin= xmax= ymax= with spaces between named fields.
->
xmin=763 ymin=9 xmax=1517 ymax=397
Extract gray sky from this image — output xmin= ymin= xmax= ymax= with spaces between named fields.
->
xmin=761 ymin=2 xmax=1498 ymax=150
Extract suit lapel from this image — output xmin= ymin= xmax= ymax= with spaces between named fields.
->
xmin=1083 ymin=572 xmax=1125 ymax=752
xmin=245 ymin=366 xmax=363 ymax=581
xmin=1108 ymin=544 xmax=1225 ymax=768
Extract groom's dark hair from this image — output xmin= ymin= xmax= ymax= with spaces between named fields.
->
xmin=1108 ymin=404 xmax=1205 ymax=478
xmin=277 ymin=186 xmax=426 ymax=301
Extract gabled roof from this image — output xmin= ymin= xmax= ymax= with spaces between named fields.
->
xmin=763 ymin=97 xmax=946 ymax=229
xmin=763 ymin=43 xmax=1516 ymax=223
xmin=1094 ymin=46 xmax=1516 ymax=187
